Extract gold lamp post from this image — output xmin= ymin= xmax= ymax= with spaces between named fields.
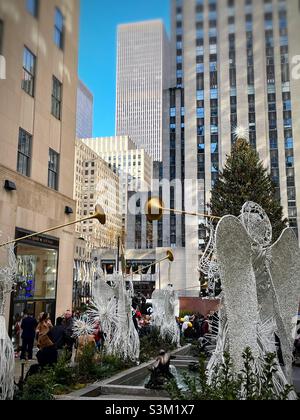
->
xmin=145 ymin=197 xmax=221 ymax=222
xmin=0 ymin=204 xmax=106 ymax=248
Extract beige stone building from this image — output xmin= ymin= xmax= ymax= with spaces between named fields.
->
xmin=74 ymin=139 xmax=122 ymax=252
xmin=0 ymin=0 xmax=79 ymax=331
xmin=81 ymin=136 xmax=153 ymax=219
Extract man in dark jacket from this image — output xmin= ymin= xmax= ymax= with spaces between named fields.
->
xmin=51 ymin=317 xmax=65 ymax=350
xmin=62 ymin=310 xmax=74 ymax=359
xmin=20 ymin=312 xmax=38 ymax=360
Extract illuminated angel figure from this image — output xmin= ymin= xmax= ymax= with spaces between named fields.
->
xmin=198 ymin=221 xmax=220 ymax=296
xmin=110 ymin=276 xmax=140 ymax=362
xmin=0 ymin=241 xmax=17 ymax=400
xmin=210 ymin=202 xmax=300 ymax=399
xmin=152 ymin=285 xmax=180 ymax=347
xmin=89 ymin=264 xmax=139 ymax=362
xmin=88 ymin=265 xmax=119 ymax=351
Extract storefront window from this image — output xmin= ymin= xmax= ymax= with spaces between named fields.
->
xmin=15 ymin=244 xmax=58 ymax=300
xmin=10 ymin=230 xmax=59 ymax=345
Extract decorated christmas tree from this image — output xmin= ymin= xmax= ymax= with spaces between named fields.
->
xmin=210 ymin=128 xmax=287 ymax=241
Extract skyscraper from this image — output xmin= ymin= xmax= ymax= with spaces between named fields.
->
xmin=116 ymin=20 xmax=170 ymax=161
xmin=156 ymin=0 xmax=300 ymax=295
xmin=76 ymin=79 xmax=94 ymax=138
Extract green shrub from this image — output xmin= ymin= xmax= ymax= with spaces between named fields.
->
xmin=76 ymin=343 xmax=97 ymax=381
xmin=140 ymin=327 xmax=177 ymax=363
xmin=94 ymin=353 xmax=132 ymax=380
xmin=20 ymin=373 xmax=54 ymax=401
xmin=167 ymin=348 xmax=295 ymax=401
xmin=53 ymin=351 xmax=75 ymax=387
xmin=17 ymin=345 xmax=132 ymax=399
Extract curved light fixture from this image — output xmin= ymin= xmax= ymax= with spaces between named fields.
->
xmin=145 ymin=197 xmax=220 ymax=222
xmin=125 ymin=250 xmax=174 ymax=278
xmin=0 ymin=204 xmax=106 ymax=248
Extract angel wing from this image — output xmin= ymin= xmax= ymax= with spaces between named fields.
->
xmin=268 ymin=228 xmax=300 ymax=380
xmin=151 ymin=289 xmax=165 ymax=328
xmin=216 ymin=216 xmax=260 ymax=370
xmin=93 ymin=277 xmax=116 ymax=307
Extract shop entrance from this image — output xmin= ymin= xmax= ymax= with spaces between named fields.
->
xmin=9 ymin=228 xmax=59 ymax=347
xmin=11 ymin=300 xmax=55 ymax=351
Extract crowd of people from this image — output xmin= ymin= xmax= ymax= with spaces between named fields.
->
xmin=14 ymin=310 xmax=101 ymax=368
xmin=14 ymin=306 xmax=300 ymax=373
xmin=178 ymin=313 xmax=213 ymax=340
xmin=131 ymin=294 xmax=217 ymax=343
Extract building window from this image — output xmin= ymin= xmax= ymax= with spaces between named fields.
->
xmin=17 ymin=128 xmax=32 ymax=177
xmin=51 ymin=76 xmax=62 ymax=119
xmin=48 ymin=148 xmax=59 ymax=190
xmin=22 ymin=47 xmax=36 ymax=97
xmin=54 ymin=8 xmax=64 ymax=49
xmin=26 ymin=0 xmax=39 ymax=18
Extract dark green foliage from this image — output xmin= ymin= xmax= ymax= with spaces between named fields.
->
xmin=17 ymin=346 xmax=132 ymax=400
xmin=76 ymin=343 xmax=98 ymax=381
xmin=52 ymin=351 xmax=75 ymax=386
xmin=20 ymin=373 xmax=54 ymax=401
xmin=167 ymin=348 xmax=295 ymax=401
xmin=240 ymin=347 xmax=258 ymax=400
xmin=75 ymin=346 xmax=132 ymax=382
xmin=94 ymin=354 xmax=132 ymax=381
xmin=211 ymin=139 xmax=287 ymax=241
xmin=139 ymin=327 xmax=177 ymax=363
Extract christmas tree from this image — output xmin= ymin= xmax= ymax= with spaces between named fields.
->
xmin=210 ymin=131 xmax=287 ymax=241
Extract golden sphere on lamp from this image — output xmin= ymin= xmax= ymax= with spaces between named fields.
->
xmin=145 ymin=197 xmax=164 ymax=222
xmin=94 ymin=204 xmax=106 ymax=225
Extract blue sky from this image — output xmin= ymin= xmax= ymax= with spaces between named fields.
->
xmin=79 ymin=0 xmax=170 ymax=137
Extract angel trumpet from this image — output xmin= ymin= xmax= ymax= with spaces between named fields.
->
xmin=125 ymin=250 xmax=174 ymax=278
xmin=0 ymin=204 xmax=106 ymax=248
xmin=145 ymin=197 xmax=221 ymax=222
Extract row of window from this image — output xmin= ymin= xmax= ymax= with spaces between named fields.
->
xmin=276 ymin=3 xmax=298 ymax=230
xmin=17 ymin=128 xmax=59 ymax=190
xmin=26 ymin=0 xmax=64 ymax=50
xmin=22 ymin=47 xmax=62 ymax=119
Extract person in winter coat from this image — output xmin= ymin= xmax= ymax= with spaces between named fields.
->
xmin=20 ymin=312 xmax=38 ymax=361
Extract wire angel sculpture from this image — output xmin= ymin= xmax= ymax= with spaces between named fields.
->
xmin=208 ymin=202 xmax=300 ymax=399
xmin=89 ymin=262 xmax=139 ymax=362
xmin=198 ymin=221 xmax=220 ymax=296
xmin=0 ymin=241 xmax=17 ymax=400
xmin=109 ymin=276 xmax=140 ymax=362
xmin=152 ymin=285 xmax=180 ymax=347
